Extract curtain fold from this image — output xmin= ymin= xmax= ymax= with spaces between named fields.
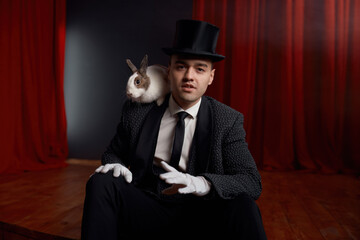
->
xmin=0 ymin=0 xmax=68 ymax=173
xmin=193 ymin=0 xmax=360 ymax=173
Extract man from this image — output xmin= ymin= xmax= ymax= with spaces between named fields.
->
xmin=81 ymin=19 xmax=267 ymax=239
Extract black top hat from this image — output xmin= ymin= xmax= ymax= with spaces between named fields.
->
xmin=162 ymin=19 xmax=225 ymax=62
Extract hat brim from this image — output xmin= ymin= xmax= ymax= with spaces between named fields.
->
xmin=162 ymin=48 xmax=225 ymax=62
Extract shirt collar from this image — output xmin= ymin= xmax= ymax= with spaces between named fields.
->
xmin=169 ymin=94 xmax=201 ymax=119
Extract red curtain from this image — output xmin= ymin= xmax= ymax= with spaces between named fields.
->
xmin=0 ymin=0 xmax=68 ymax=173
xmin=193 ymin=0 xmax=360 ymax=173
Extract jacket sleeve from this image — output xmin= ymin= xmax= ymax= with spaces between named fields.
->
xmin=202 ymin=113 xmax=262 ymax=200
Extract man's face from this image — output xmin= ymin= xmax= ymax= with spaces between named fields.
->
xmin=168 ymin=55 xmax=215 ymax=110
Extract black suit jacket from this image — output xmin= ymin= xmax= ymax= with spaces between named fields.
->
xmin=102 ymin=95 xmax=262 ymax=200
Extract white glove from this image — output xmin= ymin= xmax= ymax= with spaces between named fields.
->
xmin=159 ymin=161 xmax=211 ymax=196
xmin=95 ymin=163 xmax=132 ymax=183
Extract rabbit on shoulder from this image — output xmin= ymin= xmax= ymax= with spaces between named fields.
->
xmin=126 ymin=54 xmax=170 ymax=106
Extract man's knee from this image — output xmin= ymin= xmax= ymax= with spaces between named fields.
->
xmin=85 ymin=172 xmax=127 ymax=197
xmin=233 ymin=193 xmax=260 ymax=215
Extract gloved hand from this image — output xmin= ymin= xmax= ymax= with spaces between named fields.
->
xmin=159 ymin=161 xmax=211 ymax=196
xmin=95 ymin=163 xmax=132 ymax=183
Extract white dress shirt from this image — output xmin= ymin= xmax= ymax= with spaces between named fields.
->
xmin=153 ymin=95 xmax=201 ymax=172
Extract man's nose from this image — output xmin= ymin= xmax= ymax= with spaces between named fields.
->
xmin=184 ymin=67 xmax=195 ymax=80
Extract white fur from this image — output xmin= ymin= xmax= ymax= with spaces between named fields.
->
xmin=126 ymin=65 xmax=170 ymax=106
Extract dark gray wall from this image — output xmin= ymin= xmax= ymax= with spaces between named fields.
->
xmin=64 ymin=0 xmax=193 ymax=159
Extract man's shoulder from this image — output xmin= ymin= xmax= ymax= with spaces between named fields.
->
xmin=203 ymin=96 xmax=243 ymax=118
xmin=123 ymin=99 xmax=156 ymax=110
xmin=122 ymin=99 xmax=156 ymax=118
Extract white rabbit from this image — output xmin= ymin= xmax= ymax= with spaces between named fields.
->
xmin=126 ymin=54 xmax=170 ymax=106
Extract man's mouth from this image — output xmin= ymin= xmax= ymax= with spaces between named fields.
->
xmin=182 ymin=83 xmax=195 ymax=90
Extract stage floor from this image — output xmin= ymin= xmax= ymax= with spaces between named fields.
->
xmin=0 ymin=159 xmax=359 ymax=239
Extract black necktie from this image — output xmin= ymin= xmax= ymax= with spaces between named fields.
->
xmin=169 ymin=111 xmax=188 ymax=168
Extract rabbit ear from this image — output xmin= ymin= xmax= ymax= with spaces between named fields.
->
xmin=126 ymin=59 xmax=138 ymax=73
xmin=139 ymin=54 xmax=148 ymax=75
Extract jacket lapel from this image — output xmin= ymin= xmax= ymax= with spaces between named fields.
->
xmin=131 ymin=96 xmax=169 ymax=185
xmin=189 ymin=96 xmax=212 ymax=174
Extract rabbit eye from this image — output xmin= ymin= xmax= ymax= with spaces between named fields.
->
xmin=135 ymin=79 xmax=141 ymax=86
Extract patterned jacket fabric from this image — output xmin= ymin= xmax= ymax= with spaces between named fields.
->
xmin=102 ymin=95 xmax=262 ymax=200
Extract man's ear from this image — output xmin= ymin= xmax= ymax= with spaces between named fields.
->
xmin=208 ymin=68 xmax=216 ymax=85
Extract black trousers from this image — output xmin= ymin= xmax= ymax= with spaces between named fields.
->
xmin=81 ymin=172 xmax=267 ymax=239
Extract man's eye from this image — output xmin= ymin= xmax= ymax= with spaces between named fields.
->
xmin=176 ymin=65 xmax=185 ymax=70
xmin=197 ymin=68 xmax=205 ymax=72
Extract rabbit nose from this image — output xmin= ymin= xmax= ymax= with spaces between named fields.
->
xmin=126 ymin=92 xmax=132 ymax=98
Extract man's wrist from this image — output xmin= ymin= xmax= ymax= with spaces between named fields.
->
xmin=193 ymin=176 xmax=211 ymax=196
